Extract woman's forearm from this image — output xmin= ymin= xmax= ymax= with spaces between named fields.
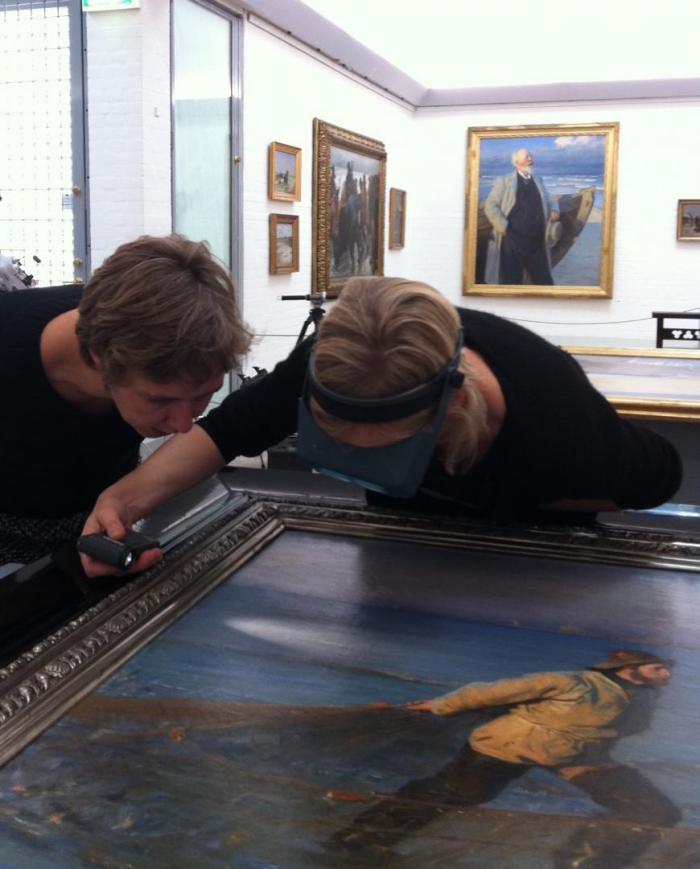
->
xmin=99 ymin=425 xmax=226 ymax=522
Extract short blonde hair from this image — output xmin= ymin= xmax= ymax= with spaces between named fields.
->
xmin=312 ymin=277 xmax=488 ymax=475
xmin=76 ymin=234 xmax=252 ymax=386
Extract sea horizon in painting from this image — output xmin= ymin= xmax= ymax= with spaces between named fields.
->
xmin=476 ymin=133 xmax=608 ymax=286
xmin=478 ymin=135 xmax=606 ymax=210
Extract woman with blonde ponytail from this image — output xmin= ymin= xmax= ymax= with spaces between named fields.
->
xmin=310 ymin=277 xmax=493 ymax=478
xmin=306 ymin=276 xmax=680 ymax=516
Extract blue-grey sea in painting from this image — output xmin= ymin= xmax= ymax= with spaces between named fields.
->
xmin=0 ymin=532 xmax=698 ymax=868
xmin=478 ymin=135 xmax=607 ymax=285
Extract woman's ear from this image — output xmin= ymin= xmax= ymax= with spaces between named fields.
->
xmin=449 ymin=384 xmax=469 ymax=407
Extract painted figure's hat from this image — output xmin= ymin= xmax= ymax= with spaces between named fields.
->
xmin=589 ymin=649 xmax=672 ymax=671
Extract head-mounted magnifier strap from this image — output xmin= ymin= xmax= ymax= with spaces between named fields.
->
xmin=296 ymin=329 xmax=466 ymax=498
xmin=297 ymin=401 xmax=441 ymax=497
xmin=306 ymin=329 xmax=464 ymax=424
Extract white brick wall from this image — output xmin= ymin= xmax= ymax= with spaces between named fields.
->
xmin=140 ymin=0 xmax=172 ymax=239
xmin=85 ymin=2 xmax=171 ymax=269
xmin=409 ymin=101 xmax=700 ymax=348
xmin=240 ymin=21 xmax=413 ymax=374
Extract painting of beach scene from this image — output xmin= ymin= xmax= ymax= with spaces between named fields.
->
xmin=268 ymin=141 xmax=301 ymax=202
xmin=276 ymin=221 xmax=293 ymax=265
xmin=268 ymin=213 xmax=298 ymax=274
xmin=463 ymin=123 xmax=619 ymax=298
xmin=0 ymin=528 xmax=697 ymax=868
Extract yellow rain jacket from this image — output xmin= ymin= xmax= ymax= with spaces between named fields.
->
xmin=430 ymin=670 xmax=631 ymax=766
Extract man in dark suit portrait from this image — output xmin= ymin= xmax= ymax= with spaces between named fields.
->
xmin=484 ymin=147 xmax=560 ymax=285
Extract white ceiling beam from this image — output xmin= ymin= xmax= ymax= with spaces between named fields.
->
xmin=238 ymin=0 xmax=427 ymax=106
xmin=422 ymin=79 xmax=700 ymax=108
xmin=237 ymin=0 xmax=700 ymax=108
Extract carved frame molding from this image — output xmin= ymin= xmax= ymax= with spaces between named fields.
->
xmin=1 ymin=494 xmax=698 ymax=767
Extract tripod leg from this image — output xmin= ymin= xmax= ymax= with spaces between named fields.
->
xmin=296 ymin=316 xmax=313 ymax=345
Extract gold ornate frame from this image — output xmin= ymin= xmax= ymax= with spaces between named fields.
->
xmin=268 ymin=141 xmax=301 ymax=202
xmin=268 ymin=213 xmax=299 ymax=275
xmin=463 ymin=122 xmax=619 ymax=299
xmin=1 ymin=494 xmax=699 ymax=769
xmin=388 ymin=187 xmax=406 ymax=249
xmin=312 ymin=118 xmax=386 ymax=296
xmin=676 ymin=199 xmax=700 ymax=241
xmin=562 ymin=345 xmax=700 ymax=422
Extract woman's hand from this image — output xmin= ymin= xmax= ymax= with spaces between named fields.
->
xmin=79 ymin=495 xmax=162 ymax=578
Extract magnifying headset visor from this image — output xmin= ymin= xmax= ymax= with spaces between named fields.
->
xmin=297 ymin=330 xmax=465 ymax=499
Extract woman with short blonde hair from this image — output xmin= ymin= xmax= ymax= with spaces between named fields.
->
xmin=1 ymin=233 xmax=251 ymax=566
xmin=311 ymin=277 xmax=488 ymax=475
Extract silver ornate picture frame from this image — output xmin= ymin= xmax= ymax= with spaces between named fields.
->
xmin=1 ymin=494 xmax=698 ymax=769
xmin=1 ymin=493 xmax=699 ymax=866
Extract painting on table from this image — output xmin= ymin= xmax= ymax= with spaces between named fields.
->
xmin=0 ymin=500 xmax=698 ymax=867
xmin=562 ymin=345 xmax=700 ymax=422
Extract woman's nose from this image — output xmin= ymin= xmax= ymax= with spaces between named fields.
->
xmin=166 ymin=403 xmax=195 ymax=434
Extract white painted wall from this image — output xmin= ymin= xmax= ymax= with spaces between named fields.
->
xmin=85 ymin=8 xmax=699 ymax=368
xmin=140 ymin=0 xmax=172 ymax=240
xmin=240 ymin=20 xmax=413 ymax=373
xmin=85 ymin=1 xmax=171 ymax=269
xmin=302 ymin=0 xmax=700 ymax=90
xmin=241 ymin=24 xmax=700 ymax=365
xmin=410 ymin=101 xmax=700 ymax=347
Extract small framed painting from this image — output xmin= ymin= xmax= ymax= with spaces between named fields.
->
xmin=269 ymin=214 xmax=299 ymax=274
xmin=388 ymin=188 xmax=406 ymax=249
xmin=268 ymin=142 xmax=301 ymax=202
xmin=676 ymin=200 xmax=700 ymax=241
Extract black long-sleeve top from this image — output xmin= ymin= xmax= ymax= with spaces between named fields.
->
xmin=0 ymin=287 xmax=142 ymax=518
xmin=199 ymin=308 xmax=682 ymax=518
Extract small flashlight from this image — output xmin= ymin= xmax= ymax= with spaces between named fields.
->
xmin=76 ymin=531 xmax=158 ymax=570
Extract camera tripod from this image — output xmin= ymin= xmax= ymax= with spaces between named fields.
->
xmin=268 ymin=291 xmax=329 ymax=470
xmin=280 ymin=292 xmax=327 ymax=345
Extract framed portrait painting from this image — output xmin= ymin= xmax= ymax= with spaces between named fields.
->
xmin=677 ymin=199 xmax=700 ymax=241
xmin=463 ymin=122 xmax=619 ymax=299
xmin=312 ymin=118 xmax=386 ymax=296
xmin=268 ymin=142 xmax=301 ymax=202
xmin=268 ymin=213 xmax=299 ymax=274
xmin=389 ymin=188 xmax=406 ymax=249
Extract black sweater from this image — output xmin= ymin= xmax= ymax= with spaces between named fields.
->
xmin=0 ymin=287 xmax=141 ymax=518
xmin=199 ymin=308 xmax=682 ymax=517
